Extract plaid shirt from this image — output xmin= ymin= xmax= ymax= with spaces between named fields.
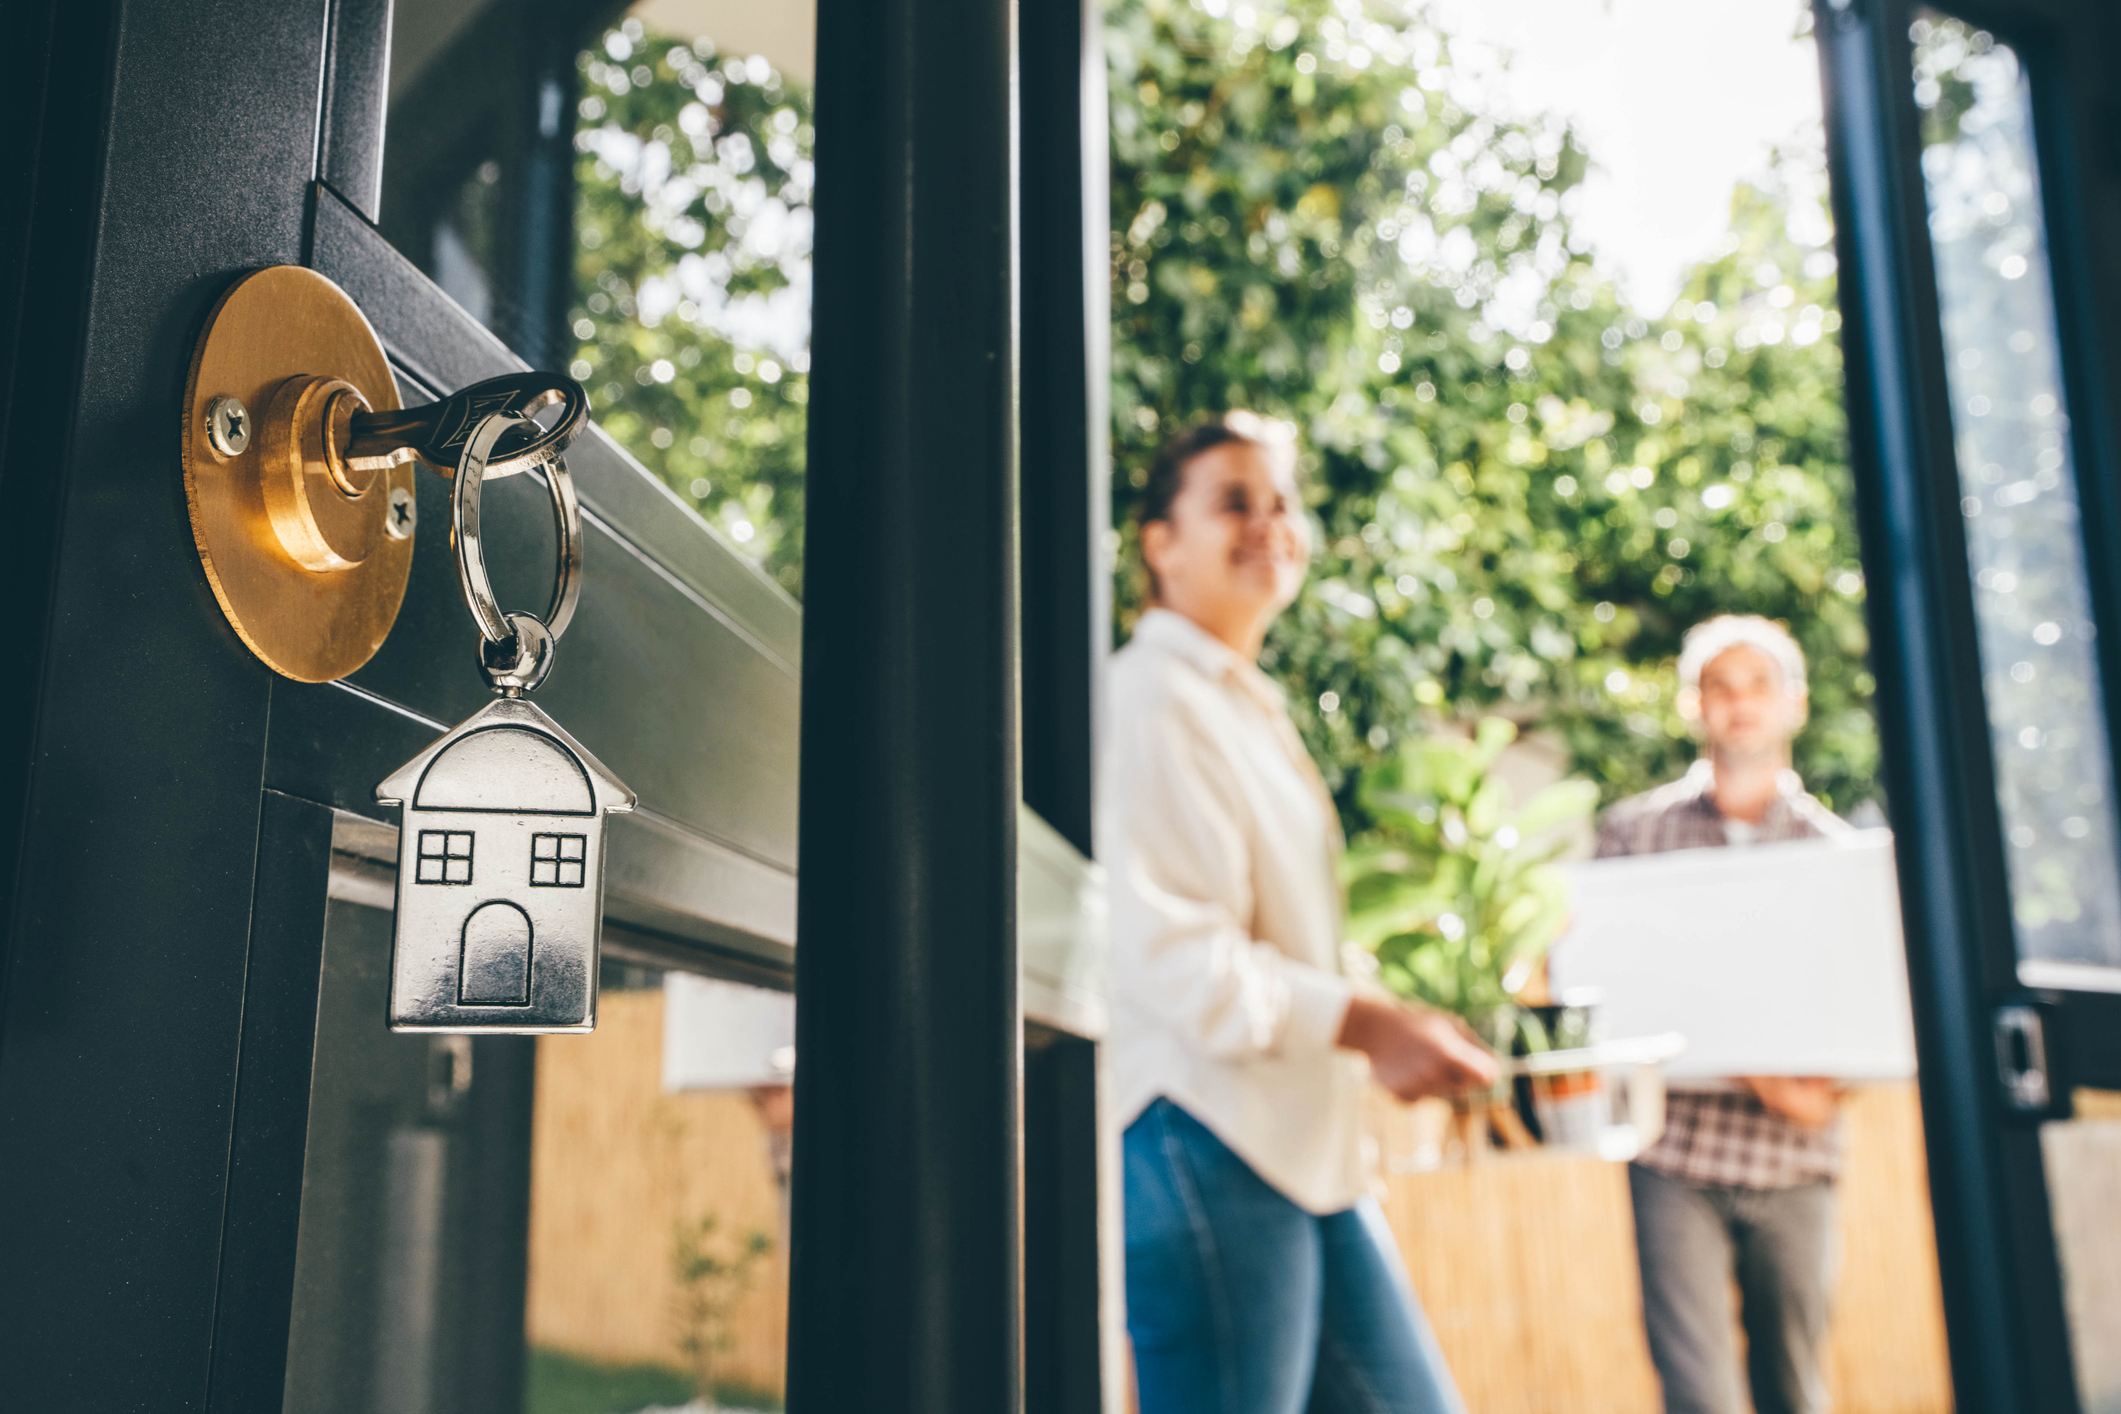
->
xmin=1595 ymin=761 xmax=1851 ymax=1189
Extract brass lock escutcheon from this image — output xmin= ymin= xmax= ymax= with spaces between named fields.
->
xmin=181 ymin=266 xmax=587 ymax=682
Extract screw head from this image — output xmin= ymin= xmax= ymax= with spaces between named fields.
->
xmin=205 ymin=396 xmax=251 ymax=457
xmin=385 ymin=484 xmax=417 ymax=540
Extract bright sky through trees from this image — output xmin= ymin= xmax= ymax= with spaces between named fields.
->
xmin=1429 ymin=0 xmax=1825 ymax=314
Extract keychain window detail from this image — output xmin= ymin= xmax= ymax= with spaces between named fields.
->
xmin=416 ymin=831 xmax=476 ymax=884
xmin=530 ymin=833 xmax=588 ymax=887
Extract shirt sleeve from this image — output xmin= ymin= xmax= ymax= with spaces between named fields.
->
xmin=1106 ymin=691 xmax=1353 ymax=1061
xmin=1593 ymin=809 xmax=1634 ymax=858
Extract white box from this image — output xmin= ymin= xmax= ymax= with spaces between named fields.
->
xmin=661 ymin=973 xmax=796 ymax=1091
xmin=1548 ymin=830 xmax=1917 ymax=1081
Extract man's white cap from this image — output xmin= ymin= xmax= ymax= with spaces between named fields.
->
xmin=1677 ymin=614 xmax=1808 ymax=695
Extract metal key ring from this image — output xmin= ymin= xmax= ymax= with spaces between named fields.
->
xmin=453 ymin=411 xmax=584 ymax=655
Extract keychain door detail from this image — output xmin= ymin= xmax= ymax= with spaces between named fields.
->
xmin=377 ymin=411 xmax=636 ymax=1033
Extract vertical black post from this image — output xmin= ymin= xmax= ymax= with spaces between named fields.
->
xmin=1022 ymin=1025 xmax=1108 ymax=1414
xmin=0 ymin=0 xmax=330 ymax=1401
xmin=1813 ymin=3 xmax=2074 ymax=1410
xmin=515 ymin=0 xmax=582 ymax=371
xmin=0 ymin=0 xmax=119 ymax=1022
xmin=1019 ymin=0 xmax=1111 ymax=858
xmin=1016 ymin=4 xmax=1115 ymax=1407
xmin=316 ymin=0 xmax=392 ymax=220
xmin=791 ymin=0 xmax=1021 ymax=1410
xmin=203 ymin=793 xmax=333 ymax=1414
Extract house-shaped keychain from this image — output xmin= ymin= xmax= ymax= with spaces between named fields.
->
xmin=377 ymin=696 xmax=636 ymax=1033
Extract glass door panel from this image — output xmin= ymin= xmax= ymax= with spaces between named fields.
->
xmin=283 ymin=2 xmax=816 ymax=1407
xmin=282 ymin=898 xmax=536 ymax=1414
xmin=1908 ymin=13 xmax=2121 ymax=1413
xmin=2040 ymin=1091 xmax=2121 ymax=1414
xmin=523 ymin=969 xmax=793 ymax=1413
xmin=281 ymin=899 xmax=798 ymax=1414
xmin=382 ymin=0 xmax=816 ymax=602
xmin=1911 ymin=10 xmax=2121 ymax=987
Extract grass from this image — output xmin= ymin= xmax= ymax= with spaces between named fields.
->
xmin=524 ymin=1346 xmax=781 ymax=1414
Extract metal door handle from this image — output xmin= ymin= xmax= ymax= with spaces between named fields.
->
xmin=1993 ymin=1002 xmax=2058 ymax=1116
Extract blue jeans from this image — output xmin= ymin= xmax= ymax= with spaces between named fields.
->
xmin=1124 ymin=1099 xmax=1468 ymax=1414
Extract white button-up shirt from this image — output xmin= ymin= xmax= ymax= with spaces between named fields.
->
xmin=1103 ymin=609 xmax=1366 ymax=1213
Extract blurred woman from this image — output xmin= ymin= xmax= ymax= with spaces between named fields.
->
xmin=1107 ymin=413 xmax=1496 ymax=1414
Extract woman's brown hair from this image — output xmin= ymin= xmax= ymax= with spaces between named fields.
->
xmin=1136 ymin=411 xmax=1292 ymax=530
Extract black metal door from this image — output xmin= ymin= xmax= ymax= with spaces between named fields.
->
xmin=0 ymin=0 xmax=805 ymax=1406
xmin=1 ymin=0 xmax=1111 ymax=1408
xmin=1817 ymin=0 xmax=2121 ymax=1407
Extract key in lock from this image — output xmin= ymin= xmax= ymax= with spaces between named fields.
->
xmin=179 ymin=268 xmax=634 ymax=1029
xmin=178 ymin=262 xmax=595 ymax=684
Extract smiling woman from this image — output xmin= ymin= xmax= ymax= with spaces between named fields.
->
xmin=1110 ymin=411 xmax=1496 ymax=1414
xmin=1135 ymin=412 xmax=1310 ymax=653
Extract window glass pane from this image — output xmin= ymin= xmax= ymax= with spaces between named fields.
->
xmin=380 ymin=0 xmax=814 ymax=601
xmin=282 ymin=884 xmax=795 ymax=1413
xmin=1913 ymin=12 xmax=2121 ymax=981
xmin=524 ymin=968 xmax=794 ymax=1412
xmin=383 ymin=3 xmax=577 ymax=366
xmin=2041 ymin=1091 xmax=2121 ymax=1414
xmin=282 ymin=897 xmax=538 ymax=1414
xmin=570 ymin=9 xmax=813 ymax=595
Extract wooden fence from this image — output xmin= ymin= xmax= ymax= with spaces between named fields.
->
xmin=525 ymin=989 xmax=791 ymax=1400
xmin=525 ymin=989 xmax=1952 ymax=1412
xmin=1377 ymin=1085 xmax=1951 ymax=1414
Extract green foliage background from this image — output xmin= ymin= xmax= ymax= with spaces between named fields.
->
xmin=1106 ymin=0 xmax=1877 ymax=824
xmin=570 ymin=17 xmax=812 ymax=597
xmin=1344 ymin=718 xmax=1597 ymax=1019
xmin=572 ymin=1 xmax=1881 ymax=820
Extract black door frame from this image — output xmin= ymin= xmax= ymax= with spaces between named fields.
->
xmin=1817 ymin=0 xmax=2121 ymax=1408
xmin=55 ymin=0 xmax=2121 ymax=1407
xmin=1 ymin=0 xmax=1114 ymax=1409
xmin=789 ymin=0 xmax=1025 ymax=1405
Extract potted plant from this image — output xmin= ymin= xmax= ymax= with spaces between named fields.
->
xmin=1343 ymin=718 xmax=1598 ymax=1148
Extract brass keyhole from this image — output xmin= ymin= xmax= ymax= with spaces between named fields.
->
xmin=181 ymin=266 xmax=415 ymax=683
xmin=182 ymin=267 xmax=587 ymax=683
xmin=259 ymin=375 xmax=388 ymax=572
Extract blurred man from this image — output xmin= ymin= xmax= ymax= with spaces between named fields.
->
xmin=1596 ymin=615 xmax=1850 ymax=1414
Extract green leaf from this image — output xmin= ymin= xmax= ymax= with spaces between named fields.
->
xmin=1511 ymin=779 xmax=1602 ymax=837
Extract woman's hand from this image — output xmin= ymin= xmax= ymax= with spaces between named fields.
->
xmin=1740 ymin=1076 xmax=1841 ymax=1128
xmin=1336 ymin=995 xmax=1500 ymax=1102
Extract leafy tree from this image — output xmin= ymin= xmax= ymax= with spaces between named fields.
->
xmin=1551 ymin=173 xmax=1878 ymax=813
xmin=1107 ymin=0 xmax=1879 ymax=820
xmin=571 ymin=2 xmax=1882 ymax=820
xmin=570 ymin=17 xmax=813 ymax=595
